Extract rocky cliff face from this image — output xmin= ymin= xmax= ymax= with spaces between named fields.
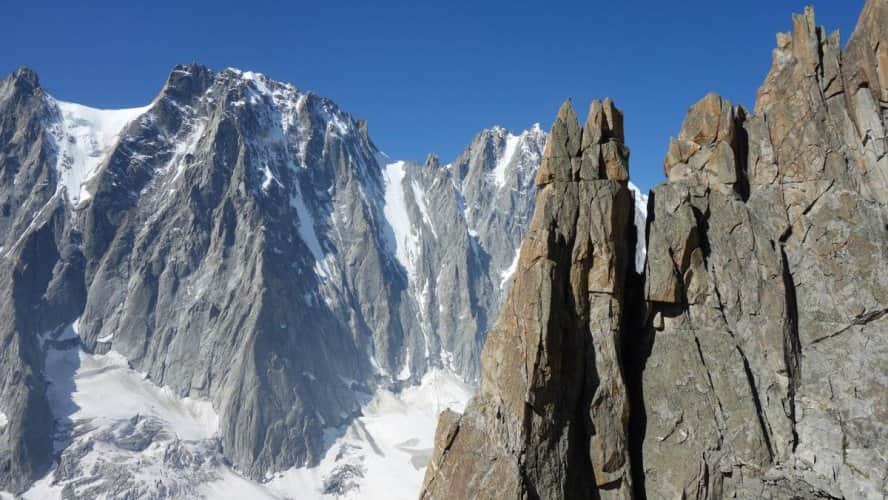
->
xmin=0 ymin=64 xmax=545 ymax=495
xmin=0 ymin=69 xmax=87 ymax=493
xmin=421 ymin=98 xmax=637 ymax=499
xmin=423 ymin=2 xmax=888 ymax=499
xmin=378 ymin=124 xmax=546 ymax=382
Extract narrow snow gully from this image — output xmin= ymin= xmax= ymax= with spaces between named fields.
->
xmin=620 ymin=189 xmax=652 ymax=500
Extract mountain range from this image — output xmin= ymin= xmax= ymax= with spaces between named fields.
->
xmin=3 ymin=1 xmax=886 ymax=500
xmin=0 ymin=60 xmax=646 ymax=498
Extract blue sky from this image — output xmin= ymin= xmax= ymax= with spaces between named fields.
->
xmin=2 ymin=1 xmax=863 ymax=191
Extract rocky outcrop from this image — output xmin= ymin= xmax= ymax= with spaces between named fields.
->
xmin=640 ymin=4 xmax=888 ymax=498
xmin=421 ymin=98 xmax=637 ymax=499
xmin=425 ymin=2 xmax=888 ymax=499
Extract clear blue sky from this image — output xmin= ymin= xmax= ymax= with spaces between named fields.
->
xmin=2 ymin=1 xmax=862 ymax=191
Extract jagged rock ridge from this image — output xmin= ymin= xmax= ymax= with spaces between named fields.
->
xmin=640 ymin=3 xmax=888 ymax=497
xmin=423 ymin=2 xmax=888 ymax=499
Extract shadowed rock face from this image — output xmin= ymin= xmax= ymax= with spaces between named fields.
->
xmin=424 ymin=2 xmax=888 ymax=499
xmin=421 ymin=98 xmax=637 ymax=500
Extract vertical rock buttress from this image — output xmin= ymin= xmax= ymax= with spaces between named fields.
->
xmin=420 ymin=98 xmax=637 ymax=500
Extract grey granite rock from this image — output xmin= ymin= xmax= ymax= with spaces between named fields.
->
xmin=639 ymin=4 xmax=888 ymax=498
xmin=0 ymin=64 xmax=545 ymax=493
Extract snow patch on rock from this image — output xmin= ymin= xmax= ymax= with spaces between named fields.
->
xmin=382 ymin=161 xmax=419 ymax=278
xmin=628 ymin=181 xmax=648 ymax=273
xmin=25 ymin=320 xmax=222 ymax=499
xmin=410 ymin=180 xmax=437 ymax=239
xmin=291 ymin=180 xmax=330 ymax=279
xmin=492 ymin=131 xmax=520 ymax=188
xmin=500 ymin=247 xmax=521 ymax=289
xmin=200 ymin=369 xmax=473 ymax=500
xmin=43 ymin=343 xmax=218 ymax=442
xmin=48 ymin=98 xmax=151 ymax=204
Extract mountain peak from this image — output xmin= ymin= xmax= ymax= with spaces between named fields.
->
xmin=13 ymin=66 xmax=40 ymax=88
xmin=161 ymin=63 xmax=214 ymax=102
xmin=424 ymin=153 xmax=440 ymax=169
xmin=3 ymin=66 xmax=42 ymax=96
xmin=583 ymin=97 xmax=624 ymax=144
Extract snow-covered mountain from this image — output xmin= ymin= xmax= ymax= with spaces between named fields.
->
xmin=0 ymin=65 xmax=648 ymax=499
